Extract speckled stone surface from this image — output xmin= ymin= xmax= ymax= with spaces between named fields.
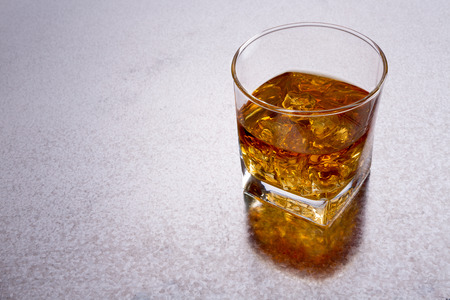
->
xmin=1 ymin=0 xmax=449 ymax=299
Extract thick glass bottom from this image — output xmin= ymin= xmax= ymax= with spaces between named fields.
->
xmin=242 ymin=168 xmax=370 ymax=226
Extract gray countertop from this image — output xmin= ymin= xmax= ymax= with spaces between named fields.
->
xmin=1 ymin=0 xmax=449 ymax=299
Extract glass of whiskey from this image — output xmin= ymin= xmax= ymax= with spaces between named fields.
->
xmin=232 ymin=23 xmax=388 ymax=226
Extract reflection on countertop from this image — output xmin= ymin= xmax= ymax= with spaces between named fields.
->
xmin=245 ymin=178 xmax=369 ymax=278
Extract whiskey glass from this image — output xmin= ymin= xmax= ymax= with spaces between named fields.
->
xmin=232 ymin=23 xmax=388 ymax=226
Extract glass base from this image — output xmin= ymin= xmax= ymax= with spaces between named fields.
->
xmin=242 ymin=170 xmax=370 ymax=226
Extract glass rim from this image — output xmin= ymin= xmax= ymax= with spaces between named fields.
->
xmin=231 ymin=22 xmax=388 ymax=116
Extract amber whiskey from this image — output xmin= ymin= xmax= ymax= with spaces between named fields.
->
xmin=238 ymin=72 xmax=373 ymax=224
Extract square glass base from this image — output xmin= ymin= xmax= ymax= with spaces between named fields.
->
xmin=242 ymin=170 xmax=369 ymax=226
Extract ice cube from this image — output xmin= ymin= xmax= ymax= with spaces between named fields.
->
xmin=309 ymin=116 xmax=339 ymax=138
xmin=282 ymin=91 xmax=317 ymax=111
xmin=256 ymin=116 xmax=275 ymax=144
xmin=331 ymin=126 xmax=350 ymax=146
xmin=252 ymin=83 xmax=282 ymax=106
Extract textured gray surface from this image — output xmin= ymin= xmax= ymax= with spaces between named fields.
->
xmin=1 ymin=0 xmax=449 ymax=299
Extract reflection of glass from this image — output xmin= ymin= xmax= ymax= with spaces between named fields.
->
xmin=246 ymin=177 xmax=368 ymax=277
xmin=232 ymin=23 xmax=387 ymax=225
